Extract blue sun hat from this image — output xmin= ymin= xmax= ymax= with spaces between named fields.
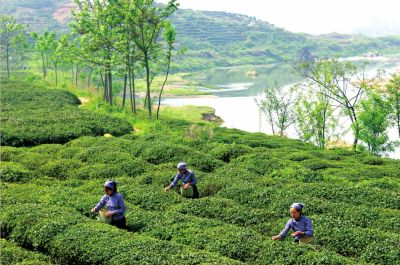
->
xmin=104 ymin=180 xmax=116 ymax=190
xmin=290 ymin=203 xmax=304 ymax=212
xmin=177 ymin=162 xmax=187 ymax=170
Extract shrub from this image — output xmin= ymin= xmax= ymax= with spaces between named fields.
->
xmin=38 ymin=159 xmax=82 ymax=179
xmin=286 ymin=151 xmax=316 ymax=161
xmin=0 ymin=162 xmax=31 ymax=182
xmin=255 ymin=240 xmax=313 ymax=264
xmin=208 ymin=143 xmax=252 ymax=162
xmin=1 ymin=204 xmax=87 ymax=249
xmin=173 ymin=197 xmax=270 ymax=227
xmin=0 ymin=80 xmax=132 ymax=146
xmin=139 ymin=142 xmax=192 ymax=165
xmin=0 ymin=239 xmax=53 ymax=265
xmin=186 ymin=152 xmax=224 ymax=173
xmin=301 ymin=159 xmax=342 ymax=171
xmin=0 ymin=146 xmax=25 ymax=161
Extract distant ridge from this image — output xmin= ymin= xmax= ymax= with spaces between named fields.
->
xmin=2 ymin=0 xmax=400 ymax=71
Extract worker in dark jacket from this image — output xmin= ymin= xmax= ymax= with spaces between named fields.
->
xmin=272 ymin=203 xmax=314 ymax=244
xmin=165 ymin=162 xmax=199 ymax=199
xmin=91 ymin=180 xmax=126 ymax=229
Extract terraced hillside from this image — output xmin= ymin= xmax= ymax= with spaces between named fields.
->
xmin=1 ymin=80 xmax=399 ymax=264
xmin=3 ymin=0 xmax=400 ymax=71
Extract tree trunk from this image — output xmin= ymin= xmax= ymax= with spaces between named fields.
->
xmin=108 ymin=69 xmax=113 ymax=105
xmin=128 ymin=69 xmax=134 ymax=114
xmin=104 ymin=72 xmax=109 ymax=102
xmin=122 ymin=72 xmax=127 ymax=109
xmin=130 ymin=68 xmax=136 ymax=114
xmin=396 ymin=94 xmax=400 ymax=138
xmin=41 ymin=52 xmax=46 ymax=79
xmin=88 ymin=67 xmax=93 ymax=87
xmin=144 ymin=54 xmax=152 ymax=119
xmin=55 ymin=64 xmax=58 ymax=87
xmin=75 ymin=65 xmax=79 ymax=87
xmin=156 ymin=54 xmax=171 ymax=119
xmin=71 ymin=66 xmax=74 ymax=84
xmin=6 ymin=45 xmax=10 ymax=78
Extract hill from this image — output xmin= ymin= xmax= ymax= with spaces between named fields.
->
xmin=2 ymin=0 xmax=400 ymax=71
xmin=1 ymin=79 xmax=399 ymax=264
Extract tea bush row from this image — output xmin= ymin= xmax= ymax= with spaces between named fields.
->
xmin=0 ymin=239 xmax=54 ymax=265
xmin=0 ymin=80 xmax=132 ymax=146
xmin=0 ymin=203 xmax=241 ymax=264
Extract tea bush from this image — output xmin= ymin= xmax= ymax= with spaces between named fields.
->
xmin=2 ymin=79 xmax=400 ymax=264
xmin=0 ymin=239 xmax=54 ymax=265
xmin=207 ymin=143 xmax=252 ymax=162
xmin=0 ymin=80 xmax=132 ymax=146
xmin=0 ymin=162 xmax=32 ymax=182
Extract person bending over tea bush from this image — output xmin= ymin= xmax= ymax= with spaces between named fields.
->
xmin=91 ymin=180 xmax=126 ymax=229
xmin=165 ymin=162 xmax=199 ymax=199
xmin=272 ymin=203 xmax=314 ymax=244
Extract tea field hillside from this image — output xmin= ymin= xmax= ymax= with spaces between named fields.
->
xmin=1 ymin=79 xmax=400 ymax=264
xmin=3 ymin=0 xmax=400 ymax=72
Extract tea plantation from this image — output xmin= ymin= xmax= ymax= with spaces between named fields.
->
xmin=1 ymin=80 xmax=399 ymax=264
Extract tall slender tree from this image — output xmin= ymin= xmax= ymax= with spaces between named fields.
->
xmin=0 ymin=15 xmax=27 ymax=78
xmin=358 ymin=91 xmax=395 ymax=155
xmin=31 ymin=32 xmax=57 ymax=79
xmin=386 ymin=74 xmax=400 ymax=137
xmin=131 ymin=0 xmax=178 ymax=119
xmin=295 ymin=85 xmax=340 ymax=148
xmin=157 ymin=22 xmax=177 ymax=119
xmin=257 ymin=82 xmax=296 ymax=136
xmin=295 ymin=58 xmax=376 ymax=149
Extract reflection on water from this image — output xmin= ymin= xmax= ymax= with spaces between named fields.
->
xmin=198 ymin=82 xmax=254 ymax=93
xmin=184 ymin=63 xmax=302 ymax=97
xmin=165 ymin=57 xmax=400 ymax=159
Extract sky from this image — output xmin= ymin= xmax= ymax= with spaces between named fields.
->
xmin=157 ymin=0 xmax=400 ymax=36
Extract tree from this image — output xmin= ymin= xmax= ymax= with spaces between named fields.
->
xmin=0 ymin=15 xmax=27 ymax=78
xmin=31 ymin=32 xmax=57 ymax=79
xmin=69 ymin=0 xmax=121 ymax=104
xmin=132 ymin=0 xmax=178 ymax=119
xmin=257 ymin=82 xmax=296 ymax=136
xmin=295 ymin=58 xmax=376 ymax=149
xmin=295 ymin=86 xmax=340 ymax=148
xmin=386 ymin=73 xmax=400 ymax=137
xmin=358 ymin=91 xmax=395 ymax=155
xmin=156 ymin=22 xmax=177 ymax=119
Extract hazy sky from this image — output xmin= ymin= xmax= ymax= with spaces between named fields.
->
xmin=157 ymin=0 xmax=400 ymax=35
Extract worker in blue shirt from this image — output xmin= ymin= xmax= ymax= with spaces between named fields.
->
xmin=272 ymin=203 xmax=314 ymax=244
xmin=91 ymin=180 xmax=126 ymax=229
xmin=165 ymin=162 xmax=199 ymax=198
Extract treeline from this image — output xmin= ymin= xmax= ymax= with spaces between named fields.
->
xmin=257 ymin=58 xmax=400 ymax=156
xmin=0 ymin=0 xmax=180 ymax=119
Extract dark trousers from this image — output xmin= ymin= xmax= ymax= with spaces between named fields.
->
xmin=111 ymin=217 xmax=126 ymax=229
xmin=192 ymin=185 xmax=199 ymax=199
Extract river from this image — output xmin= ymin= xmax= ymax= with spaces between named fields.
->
xmin=163 ymin=56 xmax=400 ymax=159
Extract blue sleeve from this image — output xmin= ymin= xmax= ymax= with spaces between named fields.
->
xmin=279 ymin=219 xmax=292 ymax=238
xmin=170 ymin=173 xmax=180 ymax=188
xmin=112 ymin=194 xmax=126 ymax=215
xmin=94 ymin=195 xmax=108 ymax=212
xmin=190 ymin=172 xmax=197 ymax=186
xmin=304 ymin=217 xmax=313 ymax=237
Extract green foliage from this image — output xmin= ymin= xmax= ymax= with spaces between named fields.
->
xmin=0 ymin=15 xmax=28 ymax=77
xmin=0 ymin=80 xmax=132 ymax=146
xmin=358 ymin=91 xmax=396 ymax=155
xmin=1 ymin=78 xmax=400 ymax=264
xmin=208 ymin=143 xmax=252 ymax=162
xmin=295 ymin=88 xmax=340 ymax=148
xmin=0 ymin=162 xmax=31 ymax=182
xmin=0 ymin=239 xmax=53 ymax=265
xmin=386 ymin=73 xmax=400 ymax=137
xmin=257 ymin=81 xmax=296 ymax=136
